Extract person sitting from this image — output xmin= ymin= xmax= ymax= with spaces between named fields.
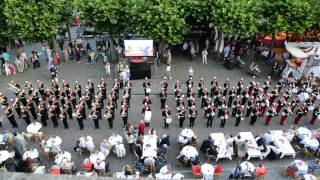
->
xmin=250 ymin=62 xmax=261 ymax=75
xmin=100 ymin=139 xmax=111 ymax=157
xmin=82 ymin=158 xmax=93 ymax=172
xmin=207 ymin=145 xmax=218 ymax=157
xmin=158 ymin=134 xmax=170 ymax=147
xmin=114 ymin=141 xmax=126 ymax=158
xmin=307 ymin=159 xmax=320 ymax=173
xmin=60 ymin=157 xmax=75 ymax=173
xmin=123 ymin=164 xmax=133 ymax=176
xmin=200 ymin=136 xmax=213 ymax=153
xmin=157 ymin=144 xmax=168 ymax=158
xmin=143 ymin=156 xmax=156 ymax=175
xmin=93 ymin=159 xmax=109 ymax=174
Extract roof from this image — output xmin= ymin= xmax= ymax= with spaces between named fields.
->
xmin=285 ymin=42 xmax=320 ymax=58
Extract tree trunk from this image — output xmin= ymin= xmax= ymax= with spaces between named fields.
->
xmin=218 ymin=32 xmax=225 ymax=54
xmin=66 ymin=24 xmax=72 ymax=42
xmin=214 ymin=28 xmax=219 ymax=52
xmin=270 ymin=33 xmax=275 ymax=49
xmin=52 ymin=36 xmax=59 ymax=53
xmin=109 ymin=36 xmax=116 ymax=61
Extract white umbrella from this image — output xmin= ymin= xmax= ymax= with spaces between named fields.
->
xmin=27 ymin=122 xmax=42 ymax=133
xmin=201 ymin=163 xmax=214 ymax=176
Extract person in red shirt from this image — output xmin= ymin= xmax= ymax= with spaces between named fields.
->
xmin=138 ymin=120 xmax=145 ymax=136
xmin=82 ymin=158 xmax=93 ymax=172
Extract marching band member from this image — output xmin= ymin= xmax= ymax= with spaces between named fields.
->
xmin=21 ymin=106 xmax=31 ymax=125
xmin=198 ymin=78 xmax=205 ymax=98
xmin=210 ymin=77 xmax=218 ymax=97
xmin=246 ymin=96 xmax=255 ymax=117
xmin=235 ymin=105 xmax=245 ymax=127
xmin=293 ymin=105 xmax=307 ymax=125
xmin=48 ymin=106 xmax=58 ymax=127
xmin=38 ymin=102 xmax=47 ymax=127
xmin=268 ymin=87 xmax=278 ymax=105
xmin=162 ymin=105 xmax=171 ymax=129
xmin=248 ymin=76 xmax=256 ymax=95
xmin=87 ymin=79 xmax=95 ymax=95
xmin=11 ymin=97 xmax=21 ymax=118
xmin=174 ymin=80 xmax=182 ymax=97
xmin=275 ymin=96 xmax=286 ymax=114
xmin=206 ymin=102 xmax=215 ymax=128
xmin=120 ymin=104 xmax=128 ymax=127
xmin=249 ymin=104 xmax=258 ymax=125
xmin=203 ymin=97 xmax=210 ymax=118
xmin=280 ymin=106 xmax=292 ymax=125
xmin=310 ymin=107 xmax=320 ymax=125
xmin=37 ymin=80 xmax=45 ymax=98
xmin=220 ymin=106 xmax=229 ymax=128
xmin=59 ymin=107 xmax=69 ymax=129
xmin=161 ymin=77 xmax=169 ymax=92
xmin=143 ymin=77 xmax=151 ymax=96
xmin=201 ymin=88 xmax=209 ymax=108
xmin=259 ymin=94 xmax=269 ymax=117
xmin=189 ymin=105 xmax=197 ymax=127
xmin=4 ymin=105 xmax=18 ymax=128
xmin=264 ymin=104 xmax=276 ymax=125
xmin=91 ymin=107 xmax=99 ymax=129
xmin=75 ymin=81 xmax=82 ymax=98
xmin=262 ymin=76 xmax=271 ymax=95
xmin=227 ymin=87 xmax=236 ymax=107
xmin=75 ymin=106 xmax=84 ymax=130
xmin=177 ymin=105 xmax=186 ymax=128
xmin=241 ymin=87 xmax=249 ymax=105
xmin=159 ymin=88 xmax=167 ymax=109
xmin=27 ymin=99 xmax=37 ymax=120
xmin=223 ymin=78 xmax=230 ymax=97
xmin=142 ymin=102 xmax=151 ymax=127
xmin=64 ymin=98 xmax=73 ymax=119
xmin=232 ymin=96 xmax=241 ymax=117
xmin=236 ymin=78 xmax=243 ymax=95
xmin=186 ymin=77 xmax=193 ymax=95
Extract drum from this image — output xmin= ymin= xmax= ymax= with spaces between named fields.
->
xmin=317 ymin=95 xmax=320 ymax=100
xmin=306 ymin=88 xmax=312 ymax=93
xmin=146 ymin=88 xmax=151 ymax=93
xmin=166 ymin=117 xmax=172 ymax=124
xmin=292 ymin=88 xmax=298 ymax=94
xmin=266 ymin=112 xmax=270 ymax=116
xmin=144 ymin=111 xmax=152 ymax=122
xmin=318 ymin=114 xmax=320 ymax=120
xmin=308 ymin=106 xmax=315 ymax=111
xmin=72 ymin=113 xmax=77 ymax=117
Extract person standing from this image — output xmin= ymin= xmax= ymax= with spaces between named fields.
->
xmin=162 ymin=105 xmax=171 ymax=129
xmin=202 ymin=49 xmax=208 ymax=64
xmin=31 ymin=50 xmax=40 ymax=69
xmin=143 ymin=77 xmax=151 ymax=96
xmin=293 ymin=105 xmax=306 ymax=125
xmin=21 ymin=107 xmax=31 ymax=125
xmin=280 ymin=107 xmax=291 ymax=125
xmin=206 ymin=103 xmax=215 ymax=128
xmin=159 ymin=88 xmax=167 ymax=109
xmin=165 ymin=65 xmax=172 ymax=79
xmin=76 ymin=107 xmax=84 ymax=130
xmin=4 ymin=106 xmax=18 ymax=128
xmin=138 ymin=120 xmax=145 ymax=136
xmin=189 ymin=106 xmax=197 ymax=127
xmin=48 ymin=107 xmax=58 ymax=127
xmin=105 ymin=62 xmax=111 ymax=80
xmin=249 ymin=105 xmax=258 ymax=125
xmin=105 ymin=107 xmax=113 ymax=129
xmin=177 ymin=106 xmax=186 ymax=128
xmin=59 ymin=108 xmax=69 ymax=129
xmin=120 ymin=104 xmax=128 ymax=127
xmin=264 ymin=105 xmax=276 ymax=125
xmin=220 ymin=107 xmax=229 ymax=128
xmin=91 ymin=107 xmax=99 ymax=129
xmin=310 ymin=107 xmax=320 ymax=125
xmin=235 ymin=105 xmax=244 ymax=127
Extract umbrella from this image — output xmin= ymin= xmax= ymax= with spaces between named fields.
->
xmin=27 ymin=122 xmax=42 ymax=133
xmin=298 ymin=92 xmax=310 ymax=102
xmin=288 ymin=160 xmax=308 ymax=175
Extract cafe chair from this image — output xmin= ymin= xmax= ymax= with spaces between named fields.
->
xmin=177 ymin=142 xmax=184 ymax=149
xmin=191 ymin=165 xmax=202 ymax=179
xmin=205 ymin=149 xmax=215 ymax=162
xmin=214 ymin=164 xmax=223 ymax=180
xmin=284 ymin=166 xmax=296 ymax=177
xmin=22 ymin=132 xmax=33 ymax=142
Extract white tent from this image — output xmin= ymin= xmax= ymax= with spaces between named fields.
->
xmin=285 ymin=42 xmax=309 ymax=58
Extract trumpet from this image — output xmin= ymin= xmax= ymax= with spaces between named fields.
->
xmin=8 ymin=83 xmax=20 ymax=93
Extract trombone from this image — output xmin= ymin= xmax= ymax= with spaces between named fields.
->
xmin=8 ymin=83 xmax=20 ymax=94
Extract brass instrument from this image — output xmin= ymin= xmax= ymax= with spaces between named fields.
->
xmin=31 ymin=88 xmax=38 ymax=97
xmin=8 ymin=83 xmax=20 ymax=94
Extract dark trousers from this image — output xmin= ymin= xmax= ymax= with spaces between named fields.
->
xmin=207 ymin=116 xmax=213 ymax=127
xmin=246 ymin=108 xmax=252 ymax=117
xmin=62 ymin=118 xmax=69 ymax=129
xmin=40 ymin=116 xmax=47 ymax=127
xmin=128 ymin=143 xmax=134 ymax=153
xmin=8 ymin=116 xmax=18 ymax=128
xmin=160 ymin=99 xmax=166 ymax=109
xmin=52 ymin=117 xmax=58 ymax=127
xmin=235 ymin=117 xmax=241 ymax=126
xmin=93 ymin=118 xmax=99 ymax=129
xmin=107 ymin=118 xmax=113 ymax=128
xmin=220 ymin=119 xmax=226 ymax=128
xmin=164 ymin=118 xmax=169 ymax=128
xmin=122 ymin=116 xmax=128 ymax=127
xmin=250 ymin=116 xmax=257 ymax=125
xmin=31 ymin=110 xmax=37 ymax=119
xmin=189 ymin=117 xmax=196 ymax=127
xmin=179 ymin=117 xmax=185 ymax=128
xmin=23 ymin=117 xmax=31 ymax=125
xmin=77 ymin=117 xmax=84 ymax=130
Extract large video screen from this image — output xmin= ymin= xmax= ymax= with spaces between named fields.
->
xmin=124 ymin=40 xmax=153 ymax=57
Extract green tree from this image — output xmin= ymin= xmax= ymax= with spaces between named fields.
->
xmin=135 ymin=0 xmax=189 ymax=45
xmin=4 ymin=0 xmax=70 ymax=42
xmin=0 ymin=1 xmax=9 ymax=46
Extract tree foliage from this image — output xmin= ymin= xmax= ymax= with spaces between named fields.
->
xmin=210 ymin=0 xmax=262 ymax=38
xmin=4 ymin=0 xmax=72 ymax=42
xmin=134 ymin=0 xmax=189 ymax=45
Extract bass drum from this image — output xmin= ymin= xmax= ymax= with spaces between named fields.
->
xmin=166 ymin=117 xmax=172 ymax=124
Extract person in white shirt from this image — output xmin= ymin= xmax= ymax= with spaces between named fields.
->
xmin=115 ymin=142 xmax=126 ymax=158
xmin=202 ymin=49 xmax=208 ymax=64
xmin=100 ymin=139 xmax=110 ymax=157
xmin=178 ymin=136 xmax=189 ymax=145
xmin=94 ymin=159 xmax=106 ymax=170
xmin=188 ymin=66 xmax=193 ymax=78
xmin=166 ymin=65 xmax=172 ymax=79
